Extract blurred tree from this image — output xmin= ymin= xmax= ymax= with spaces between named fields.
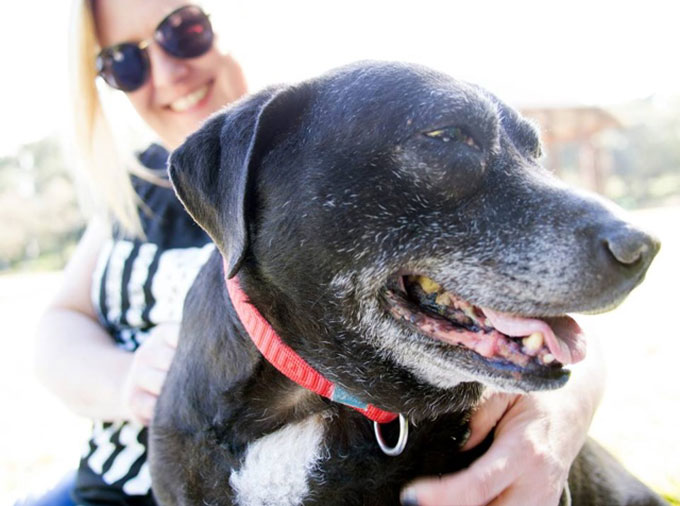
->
xmin=0 ymin=137 xmax=84 ymax=270
xmin=521 ymin=97 xmax=680 ymax=209
xmin=610 ymin=96 xmax=680 ymax=208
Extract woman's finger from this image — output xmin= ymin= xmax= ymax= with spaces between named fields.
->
xmin=153 ymin=322 xmax=180 ymax=348
xmin=142 ymin=342 xmax=176 ymax=372
xmin=462 ymin=393 xmax=518 ymax=451
xmin=135 ymin=366 xmax=167 ymax=396
xmin=128 ymin=390 xmax=156 ymax=426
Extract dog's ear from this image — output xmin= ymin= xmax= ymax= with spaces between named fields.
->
xmin=169 ymin=85 xmax=309 ymax=278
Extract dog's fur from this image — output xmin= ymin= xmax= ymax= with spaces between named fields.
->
xmin=149 ymin=62 xmax=665 ymax=505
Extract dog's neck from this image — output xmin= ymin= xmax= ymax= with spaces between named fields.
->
xmin=223 ymin=260 xmax=398 ymax=425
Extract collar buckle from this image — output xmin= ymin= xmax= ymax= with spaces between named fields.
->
xmin=374 ymin=414 xmax=409 ymax=456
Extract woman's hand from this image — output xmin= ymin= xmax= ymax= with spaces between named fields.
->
xmin=401 ymin=338 xmax=605 ymax=506
xmin=34 ymin=219 xmax=183 ymax=424
xmin=402 ymin=392 xmax=581 ymax=505
xmin=121 ymin=322 xmax=179 ymax=426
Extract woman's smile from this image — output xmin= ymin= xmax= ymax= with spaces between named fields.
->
xmin=166 ymin=80 xmax=213 ymax=112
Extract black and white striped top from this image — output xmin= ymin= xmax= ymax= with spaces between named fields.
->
xmin=73 ymin=145 xmax=213 ymax=505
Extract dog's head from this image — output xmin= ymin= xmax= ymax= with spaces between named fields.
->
xmin=169 ymin=62 xmax=659 ymax=418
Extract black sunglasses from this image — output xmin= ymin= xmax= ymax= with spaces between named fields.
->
xmin=96 ymin=5 xmax=213 ymax=92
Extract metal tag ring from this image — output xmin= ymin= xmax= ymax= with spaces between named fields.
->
xmin=374 ymin=414 xmax=409 ymax=456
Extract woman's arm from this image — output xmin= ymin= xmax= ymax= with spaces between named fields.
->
xmin=34 ymin=218 xmax=177 ymax=425
xmin=401 ymin=335 xmax=606 ymax=506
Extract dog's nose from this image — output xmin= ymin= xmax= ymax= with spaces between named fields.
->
xmin=602 ymin=224 xmax=660 ymax=271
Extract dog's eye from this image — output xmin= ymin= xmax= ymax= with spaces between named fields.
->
xmin=424 ymin=126 xmax=480 ymax=150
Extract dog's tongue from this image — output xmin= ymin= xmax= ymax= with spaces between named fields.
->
xmin=481 ymin=308 xmax=586 ymax=364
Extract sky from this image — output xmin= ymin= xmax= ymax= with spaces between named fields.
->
xmin=1 ymin=0 xmax=679 ymax=155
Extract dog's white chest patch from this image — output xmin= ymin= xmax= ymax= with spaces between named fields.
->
xmin=229 ymin=414 xmax=328 ymax=506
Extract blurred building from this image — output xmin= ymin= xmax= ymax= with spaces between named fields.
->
xmin=520 ymin=106 xmax=621 ymax=195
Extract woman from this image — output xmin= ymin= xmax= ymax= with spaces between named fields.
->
xmin=33 ymin=1 xmax=245 ymax=503
xmin=33 ymin=1 xmax=605 ymax=505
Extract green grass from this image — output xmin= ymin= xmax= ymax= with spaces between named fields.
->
xmin=663 ymin=494 xmax=680 ymax=506
xmin=661 ymin=484 xmax=680 ymax=505
xmin=3 ymin=243 xmax=76 ymax=274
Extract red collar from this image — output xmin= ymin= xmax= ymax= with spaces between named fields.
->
xmin=223 ymin=260 xmax=398 ymax=424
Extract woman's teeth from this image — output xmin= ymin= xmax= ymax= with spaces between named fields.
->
xmin=169 ymin=85 xmax=209 ymax=112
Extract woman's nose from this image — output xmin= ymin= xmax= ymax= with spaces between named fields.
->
xmin=146 ymin=43 xmax=190 ymax=87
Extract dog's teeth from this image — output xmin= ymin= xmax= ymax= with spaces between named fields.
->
xmin=463 ymin=306 xmax=478 ymax=322
xmin=542 ymin=353 xmax=555 ymax=364
xmin=435 ymin=292 xmax=453 ymax=307
xmin=522 ymin=332 xmax=544 ymax=352
xmin=455 ymin=299 xmax=478 ymax=322
xmin=417 ymin=276 xmax=441 ymax=294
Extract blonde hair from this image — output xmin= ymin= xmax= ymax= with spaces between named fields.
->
xmin=69 ymin=0 xmax=165 ymax=237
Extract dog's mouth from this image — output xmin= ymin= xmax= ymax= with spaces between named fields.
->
xmin=382 ymin=274 xmax=587 ymax=380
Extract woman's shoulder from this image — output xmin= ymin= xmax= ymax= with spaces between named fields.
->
xmin=114 ymin=144 xmax=210 ymax=249
xmin=137 ymin=143 xmax=170 ymax=171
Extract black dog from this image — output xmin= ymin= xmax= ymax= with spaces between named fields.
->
xmin=150 ymin=61 xmax=665 ymax=506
